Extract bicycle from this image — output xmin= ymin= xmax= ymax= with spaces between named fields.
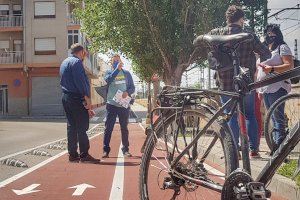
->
xmin=139 ymin=32 xmax=300 ymax=200
xmin=264 ymin=93 xmax=300 ymax=153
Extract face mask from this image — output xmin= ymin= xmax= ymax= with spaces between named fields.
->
xmin=113 ymin=61 xmax=119 ymax=69
xmin=266 ymin=36 xmax=276 ymax=45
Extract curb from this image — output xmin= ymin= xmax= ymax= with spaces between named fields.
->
xmin=250 ymin=163 xmax=300 ymax=200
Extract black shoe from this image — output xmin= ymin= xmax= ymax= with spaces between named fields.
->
xmin=102 ymin=152 xmax=109 ymax=158
xmin=69 ymin=155 xmax=80 ymax=163
xmin=123 ymin=151 xmax=132 ymax=158
xmin=80 ymin=154 xmax=100 ymax=164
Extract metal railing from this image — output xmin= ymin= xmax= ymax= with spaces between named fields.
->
xmin=0 ymin=15 xmax=23 ymax=28
xmin=68 ymin=14 xmax=80 ymax=25
xmin=0 ymin=51 xmax=23 ymax=64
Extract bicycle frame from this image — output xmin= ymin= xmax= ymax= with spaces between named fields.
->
xmin=148 ymin=61 xmax=300 ymax=193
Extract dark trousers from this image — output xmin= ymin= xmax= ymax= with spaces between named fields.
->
xmin=62 ymin=93 xmax=90 ymax=157
xmin=263 ymin=88 xmax=288 ymax=145
xmin=103 ymin=104 xmax=130 ymax=154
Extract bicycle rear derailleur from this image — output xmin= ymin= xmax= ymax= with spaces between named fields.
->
xmin=221 ymin=169 xmax=271 ymax=200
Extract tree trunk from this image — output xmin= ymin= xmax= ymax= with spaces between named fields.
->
xmin=147 ymin=82 xmax=152 ymax=113
xmin=163 ymin=70 xmax=183 ymax=86
xmin=152 ymin=79 xmax=159 ymax=109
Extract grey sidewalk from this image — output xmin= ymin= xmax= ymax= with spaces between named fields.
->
xmin=250 ymin=138 xmax=299 ymax=200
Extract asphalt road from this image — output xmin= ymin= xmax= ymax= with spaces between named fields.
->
xmin=0 ymin=119 xmax=68 ymax=158
xmin=0 ymin=104 xmax=146 ymax=159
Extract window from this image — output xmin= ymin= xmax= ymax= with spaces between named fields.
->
xmin=0 ymin=5 xmax=9 ymax=16
xmin=68 ymin=30 xmax=79 ymax=49
xmin=0 ymin=40 xmax=9 ymax=51
xmin=0 ymin=5 xmax=9 ymax=22
xmin=34 ymin=38 xmax=56 ymax=55
xmin=13 ymin=40 xmax=23 ymax=51
xmin=13 ymin=5 xmax=22 ymax=16
xmin=34 ymin=2 xmax=55 ymax=19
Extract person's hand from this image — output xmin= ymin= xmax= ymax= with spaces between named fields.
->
xmin=117 ymin=62 xmax=123 ymax=70
xmin=122 ymin=92 xmax=128 ymax=98
xmin=84 ymin=96 xmax=92 ymax=110
xmin=258 ymin=63 xmax=272 ymax=73
xmin=263 ymin=65 xmax=273 ymax=73
xmin=88 ymin=109 xmax=95 ymax=118
xmin=151 ymin=74 xmax=159 ymax=82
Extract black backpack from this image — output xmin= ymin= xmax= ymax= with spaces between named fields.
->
xmin=278 ymin=45 xmax=300 ymax=84
xmin=207 ymin=45 xmax=233 ymax=72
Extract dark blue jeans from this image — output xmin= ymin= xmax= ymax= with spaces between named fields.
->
xmin=263 ymin=87 xmax=288 ymax=145
xmin=62 ymin=93 xmax=90 ymax=158
xmin=221 ymin=90 xmax=259 ymax=152
xmin=103 ymin=104 xmax=130 ymax=154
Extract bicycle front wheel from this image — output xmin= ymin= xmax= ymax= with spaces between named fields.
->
xmin=139 ymin=107 xmax=238 ymax=200
xmin=264 ymin=93 xmax=300 ymax=151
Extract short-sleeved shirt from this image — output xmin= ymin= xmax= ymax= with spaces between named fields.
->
xmin=106 ymin=70 xmax=127 ymax=107
xmin=257 ymin=44 xmax=292 ymax=94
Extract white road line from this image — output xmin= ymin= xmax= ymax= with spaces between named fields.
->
xmin=109 ymin=145 xmax=124 ymax=200
xmin=0 ymin=124 xmax=101 ymax=188
xmin=0 ymin=151 xmax=67 ymax=188
xmin=138 ymin=123 xmax=145 ymax=131
xmin=0 ymin=123 xmax=100 ymax=162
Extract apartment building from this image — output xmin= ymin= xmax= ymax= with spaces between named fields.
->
xmin=0 ymin=0 xmax=103 ymax=116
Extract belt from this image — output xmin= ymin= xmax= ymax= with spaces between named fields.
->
xmin=63 ymin=91 xmax=84 ymax=99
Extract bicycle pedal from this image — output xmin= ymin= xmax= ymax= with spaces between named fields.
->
xmin=246 ymin=182 xmax=271 ymax=200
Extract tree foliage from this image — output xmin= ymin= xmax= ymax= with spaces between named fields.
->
xmin=233 ymin=0 xmax=268 ymax=34
xmin=68 ymin=0 xmax=252 ymax=85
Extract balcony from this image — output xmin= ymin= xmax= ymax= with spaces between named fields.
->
xmin=67 ymin=14 xmax=80 ymax=26
xmin=0 ymin=51 xmax=23 ymax=64
xmin=0 ymin=15 xmax=23 ymax=28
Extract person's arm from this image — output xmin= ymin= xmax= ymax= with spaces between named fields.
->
xmin=122 ymin=71 xmax=135 ymax=98
xmin=126 ymin=72 xmax=135 ymax=96
xmin=104 ymin=65 xmax=121 ymax=84
xmin=263 ymin=55 xmax=293 ymax=73
xmin=71 ymin=60 xmax=90 ymax=98
xmin=262 ymin=45 xmax=294 ymax=74
xmin=253 ymin=35 xmax=271 ymax=62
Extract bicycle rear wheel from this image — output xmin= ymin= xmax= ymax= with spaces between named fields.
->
xmin=139 ymin=107 xmax=238 ymax=200
xmin=264 ymin=93 xmax=300 ymax=151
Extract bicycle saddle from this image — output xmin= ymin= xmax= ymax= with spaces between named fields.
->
xmin=194 ymin=33 xmax=253 ymax=46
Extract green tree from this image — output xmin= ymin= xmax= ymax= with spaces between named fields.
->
xmin=233 ymin=0 xmax=268 ymax=34
xmin=68 ymin=0 xmax=232 ymax=85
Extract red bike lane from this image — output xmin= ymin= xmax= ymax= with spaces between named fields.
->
xmin=0 ymin=123 xmax=287 ymax=200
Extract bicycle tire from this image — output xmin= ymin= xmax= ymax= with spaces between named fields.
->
xmin=264 ymin=93 xmax=300 ymax=151
xmin=139 ymin=107 xmax=238 ymax=200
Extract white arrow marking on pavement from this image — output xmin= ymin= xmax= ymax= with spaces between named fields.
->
xmin=68 ymin=183 xmax=96 ymax=196
xmin=12 ymin=184 xmax=41 ymax=195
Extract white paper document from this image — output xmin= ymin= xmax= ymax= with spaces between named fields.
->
xmin=113 ymin=90 xmax=131 ymax=108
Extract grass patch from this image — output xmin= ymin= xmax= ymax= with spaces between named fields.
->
xmin=277 ymin=159 xmax=300 ymax=187
xmin=135 ymin=99 xmax=148 ymax=108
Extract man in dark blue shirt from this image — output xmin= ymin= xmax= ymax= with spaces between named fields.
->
xmin=60 ymin=43 xmax=99 ymax=163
